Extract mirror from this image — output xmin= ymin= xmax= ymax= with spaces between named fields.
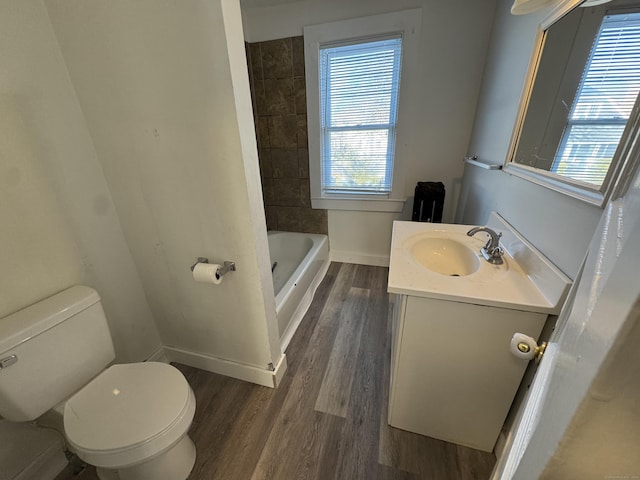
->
xmin=507 ymin=0 xmax=640 ymax=205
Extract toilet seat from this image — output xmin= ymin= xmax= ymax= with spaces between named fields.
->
xmin=64 ymin=362 xmax=195 ymax=469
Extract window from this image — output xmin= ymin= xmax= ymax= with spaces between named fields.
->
xmin=304 ymin=10 xmax=421 ymax=212
xmin=552 ymin=11 xmax=640 ymax=186
xmin=319 ymin=37 xmax=402 ymax=196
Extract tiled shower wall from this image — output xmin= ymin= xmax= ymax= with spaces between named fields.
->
xmin=246 ymin=37 xmax=328 ymax=235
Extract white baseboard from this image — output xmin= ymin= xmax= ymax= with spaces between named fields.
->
xmin=330 ymin=250 xmax=390 ymax=267
xmin=271 ymin=352 xmax=288 ymax=387
xmin=146 ymin=346 xmax=170 ymax=363
xmin=164 ymin=346 xmax=288 ymax=388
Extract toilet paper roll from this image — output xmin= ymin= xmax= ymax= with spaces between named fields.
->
xmin=192 ymin=263 xmax=223 ymax=285
xmin=510 ymin=332 xmax=537 ymax=360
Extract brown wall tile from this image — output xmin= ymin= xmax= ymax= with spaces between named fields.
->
xmin=265 ymin=206 xmax=278 ymax=231
xmin=258 ymin=148 xmax=272 ymax=179
xmin=249 ymin=43 xmax=263 ymax=82
xmin=261 ymin=38 xmax=293 ymax=79
xmin=297 ymin=114 xmax=308 ymax=148
xmin=245 ymin=42 xmax=253 ymax=81
xmin=268 ymin=115 xmax=298 ymax=148
xmin=257 ymin=116 xmax=270 ymax=148
xmin=302 ymin=209 xmax=328 ymax=235
xmin=292 ymin=36 xmax=305 ymax=77
xmin=253 ymin=79 xmax=267 ymax=115
xmin=297 ymin=148 xmax=309 ymax=178
xmin=276 ymin=206 xmax=304 ymax=231
xmin=273 ymin=178 xmax=302 ymax=206
xmin=300 ymin=180 xmax=311 ymax=207
xmin=263 ymin=78 xmax=295 ymax=115
xmin=294 ymin=77 xmax=307 ymax=114
xmin=271 ymin=148 xmax=298 ymax=178
xmin=261 ymin=177 xmax=275 ymax=205
xmin=247 ymin=36 xmax=327 ymax=235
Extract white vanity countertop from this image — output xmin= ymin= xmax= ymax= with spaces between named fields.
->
xmin=387 ymin=214 xmax=572 ymax=314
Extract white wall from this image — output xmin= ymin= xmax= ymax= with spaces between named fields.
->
xmin=45 ymin=0 xmax=284 ymax=383
xmin=0 ymin=0 xmax=161 ymax=362
xmin=328 ymin=210 xmax=403 ymax=266
xmin=242 ymin=0 xmax=497 ymax=265
xmin=457 ymin=0 xmax=602 ymax=279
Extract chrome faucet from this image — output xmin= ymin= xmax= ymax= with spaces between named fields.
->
xmin=467 ymin=226 xmax=504 ymax=265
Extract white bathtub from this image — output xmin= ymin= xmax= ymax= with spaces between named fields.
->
xmin=267 ymin=231 xmax=330 ymax=351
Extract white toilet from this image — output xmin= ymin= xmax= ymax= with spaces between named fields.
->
xmin=0 ymin=286 xmax=197 ymax=480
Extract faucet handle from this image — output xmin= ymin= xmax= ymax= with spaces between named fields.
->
xmin=490 ymin=244 xmax=504 ymax=257
xmin=484 ymin=231 xmax=502 ymax=250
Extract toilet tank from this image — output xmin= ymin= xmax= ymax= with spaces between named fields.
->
xmin=0 ymin=286 xmax=116 ymax=421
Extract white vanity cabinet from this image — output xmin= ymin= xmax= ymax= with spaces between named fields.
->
xmin=388 ymin=294 xmax=547 ymax=452
xmin=386 ymin=214 xmax=572 ymax=452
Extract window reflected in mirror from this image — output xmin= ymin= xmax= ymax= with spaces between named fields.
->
xmin=554 ymin=11 xmax=640 ymax=185
xmin=513 ymin=0 xmax=640 ymax=192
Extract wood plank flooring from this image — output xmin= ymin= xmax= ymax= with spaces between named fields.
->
xmin=55 ymin=262 xmax=495 ymax=480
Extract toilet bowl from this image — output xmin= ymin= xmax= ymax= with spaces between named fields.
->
xmin=64 ymin=362 xmax=196 ymax=480
xmin=0 ymin=286 xmax=198 ymax=480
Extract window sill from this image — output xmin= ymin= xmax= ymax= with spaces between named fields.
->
xmin=311 ymin=196 xmax=406 ymax=212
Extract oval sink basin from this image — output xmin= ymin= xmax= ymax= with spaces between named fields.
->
xmin=409 ymin=237 xmax=480 ymax=276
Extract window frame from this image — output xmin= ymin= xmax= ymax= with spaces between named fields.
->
xmin=319 ymin=36 xmax=402 ymax=196
xmin=304 ymin=10 xmax=422 ymax=212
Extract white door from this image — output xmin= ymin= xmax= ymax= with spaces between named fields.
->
xmin=492 ymin=171 xmax=640 ymax=479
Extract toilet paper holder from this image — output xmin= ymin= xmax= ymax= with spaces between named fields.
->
xmin=190 ymin=257 xmax=236 ymax=279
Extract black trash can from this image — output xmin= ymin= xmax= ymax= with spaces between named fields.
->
xmin=411 ymin=182 xmax=445 ymax=223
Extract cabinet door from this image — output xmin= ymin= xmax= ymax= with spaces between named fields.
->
xmin=388 ymin=294 xmax=406 ymax=421
xmin=388 ymin=296 xmax=546 ymax=452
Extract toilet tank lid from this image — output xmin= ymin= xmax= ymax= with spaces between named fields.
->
xmin=0 ymin=286 xmax=100 ymax=355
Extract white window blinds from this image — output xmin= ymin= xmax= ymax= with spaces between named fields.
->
xmin=319 ymin=37 xmax=402 ymax=195
xmin=553 ymin=12 xmax=640 ymax=186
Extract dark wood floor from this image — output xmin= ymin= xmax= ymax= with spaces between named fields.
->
xmin=56 ymin=262 xmax=495 ymax=480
